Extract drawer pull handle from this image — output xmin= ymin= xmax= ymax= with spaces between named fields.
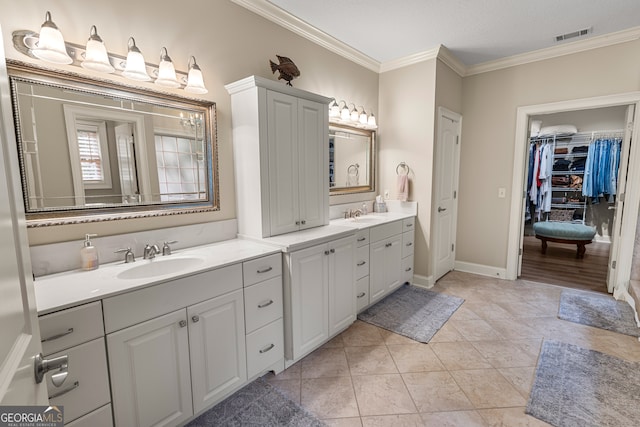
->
xmin=257 ymin=266 xmax=273 ymax=274
xmin=385 ymin=243 xmax=392 ymax=248
xmin=405 ymin=267 xmax=412 ymax=272
xmin=406 ymin=242 xmax=413 ymax=247
xmin=357 ymin=261 xmax=366 ymax=266
xmin=48 ymin=381 xmax=79 ymax=400
xmin=357 ymin=292 xmax=366 ymax=298
xmin=192 ymin=315 xmax=200 ymax=323
xmin=259 ymin=343 xmax=275 ymax=354
xmin=42 ymin=328 xmax=74 ymax=343
xmin=179 ymin=320 xmax=187 ymax=328
xmin=258 ymin=300 xmax=274 ymax=309
xmin=357 ymin=237 xmax=366 ymax=242
xmin=406 ymin=223 xmax=413 ymax=227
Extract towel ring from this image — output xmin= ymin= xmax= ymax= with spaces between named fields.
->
xmin=347 ymin=164 xmax=359 ymax=176
xmin=396 ymin=162 xmax=410 ymax=175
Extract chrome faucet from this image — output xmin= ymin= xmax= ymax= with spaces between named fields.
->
xmin=143 ymin=244 xmax=161 ymax=259
xmin=344 ymin=209 xmax=363 ymax=219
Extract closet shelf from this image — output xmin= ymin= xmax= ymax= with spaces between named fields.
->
xmin=552 ymin=171 xmax=584 ymax=175
xmin=551 ymin=203 xmax=585 ymax=209
xmin=551 ymin=187 xmax=582 ymax=192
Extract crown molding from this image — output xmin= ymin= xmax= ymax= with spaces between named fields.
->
xmin=230 ymin=0 xmax=380 ymax=72
xmin=436 ymin=45 xmax=467 ymax=77
xmin=465 ymin=25 xmax=640 ymax=76
xmin=379 ymin=47 xmax=439 ymax=73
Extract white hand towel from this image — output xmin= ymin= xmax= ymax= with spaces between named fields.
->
xmin=397 ymin=174 xmax=408 ymax=201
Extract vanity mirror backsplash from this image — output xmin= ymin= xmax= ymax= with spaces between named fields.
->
xmin=329 ymin=123 xmax=375 ymax=195
xmin=7 ymin=61 xmax=219 ymax=226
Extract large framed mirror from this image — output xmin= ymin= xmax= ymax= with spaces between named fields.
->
xmin=7 ymin=61 xmax=218 ymax=226
xmin=329 ymin=123 xmax=376 ymax=195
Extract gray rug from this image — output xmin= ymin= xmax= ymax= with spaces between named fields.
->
xmin=186 ymin=377 xmax=324 ymax=426
xmin=357 ymin=284 xmax=464 ymax=343
xmin=526 ymin=340 xmax=640 ymax=427
xmin=558 ymin=290 xmax=640 ymax=337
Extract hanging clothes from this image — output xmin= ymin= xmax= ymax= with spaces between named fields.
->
xmin=582 ymin=136 xmax=622 ymax=200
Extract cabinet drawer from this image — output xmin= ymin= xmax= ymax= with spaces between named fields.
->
xmin=39 ymin=301 xmax=103 ymax=355
xmin=65 ymin=404 xmax=112 ymax=427
xmin=402 ymin=254 xmax=414 ymax=284
xmin=370 ymin=220 xmax=402 ymax=242
xmin=356 ymin=276 xmax=370 ymax=312
xmin=355 ymin=246 xmax=370 ymax=280
xmin=403 ymin=217 xmax=416 ymax=232
xmin=246 ymin=318 xmax=284 ymax=378
xmin=243 ymin=253 xmax=282 ymax=287
xmin=244 ymin=276 xmax=283 ymax=334
xmin=402 ymin=231 xmax=415 ymax=258
xmin=47 ymin=338 xmax=110 ymax=424
xmin=355 ymin=229 xmax=370 ymax=247
xmin=103 ymin=263 xmax=242 ymax=333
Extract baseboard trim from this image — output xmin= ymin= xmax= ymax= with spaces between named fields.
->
xmin=454 ymin=261 xmax=508 ymax=279
xmin=411 ymin=274 xmax=434 ymax=288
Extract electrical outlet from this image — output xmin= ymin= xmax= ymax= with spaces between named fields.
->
xmin=498 ymin=187 xmax=506 ymax=198
xmin=384 ymin=189 xmax=390 ymax=200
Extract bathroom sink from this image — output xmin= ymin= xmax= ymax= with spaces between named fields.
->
xmin=351 ymin=216 xmax=385 ymax=223
xmin=117 ymin=256 xmax=205 ymax=280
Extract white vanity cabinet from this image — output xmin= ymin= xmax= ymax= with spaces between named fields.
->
xmin=369 ymin=221 xmax=404 ymax=304
xmin=354 ymin=229 xmax=371 ymax=312
xmin=38 ymin=301 xmax=112 ymax=426
xmin=226 ymin=76 xmax=331 ymax=238
xmin=104 ymin=264 xmax=248 ymax=427
xmin=401 ymin=218 xmax=416 ymax=284
xmin=284 ymin=235 xmax=356 ymax=362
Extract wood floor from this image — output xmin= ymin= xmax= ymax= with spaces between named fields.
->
xmin=520 ymin=235 xmax=609 ymax=293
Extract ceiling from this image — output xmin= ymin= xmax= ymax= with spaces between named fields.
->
xmin=260 ymin=0 xmax=640 ymax=67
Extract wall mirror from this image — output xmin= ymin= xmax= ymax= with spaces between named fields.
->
xmin=7 ymin=61 xmax=218 ymax=226
xmin=329 ymin=123 xmax=375 ymax=195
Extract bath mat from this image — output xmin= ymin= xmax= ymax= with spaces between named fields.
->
xmin=526 ymin=340 xmax=640 ymax=427
xmin=558 ymin=290 xmax=639 ymax=337
xmin=186 ymin=377 xmax=324 ymax=426
xmin=357 ymin=284 xmax=464 ymax=343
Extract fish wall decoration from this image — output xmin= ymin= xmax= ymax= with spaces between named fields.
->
xmin=269 ymin=55 xmax=300 ymax=86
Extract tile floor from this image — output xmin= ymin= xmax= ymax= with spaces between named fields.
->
xmin=265 ymin=271 xmax=640 ymax=427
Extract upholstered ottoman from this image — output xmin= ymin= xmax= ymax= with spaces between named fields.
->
xmin=533 ymin=222 xmax=597 ymax=258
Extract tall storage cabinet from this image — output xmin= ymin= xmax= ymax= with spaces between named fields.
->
xmin=226 ymin=76 xmax=331 ymax=238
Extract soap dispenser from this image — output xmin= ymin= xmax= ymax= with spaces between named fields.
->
xmin=80 ymin=234 xmax=99 ymax=271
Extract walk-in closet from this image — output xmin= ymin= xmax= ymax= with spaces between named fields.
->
xmin=521 ymin=106 xmax=628 ymax=293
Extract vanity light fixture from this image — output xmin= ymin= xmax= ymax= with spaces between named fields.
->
xmin=122 ymin=37 xmax=151 ymax=81
xmin=81 ymin=26 xmax=114 ymax=73
xmin=340 ymin=101 xmax=351 ymax=121
xmin=349 ymin=104 xmax=359 ymax=122
xmin=31 ymin=11 xmax=73 ymax=64
xmin=359 ymin=107 xmax=368 ymax=125
xmin=367 ymin=112 xmax=377 ymax=127
xmin=329 ymin=98 xmax=377 ymax=129
xmin=329 ymin=99 xmax=340 ymax=118
xmin=184 ymin=56 xmax=208 ymax=94
xmin=154 ymin=47 xmax=180 ymax=88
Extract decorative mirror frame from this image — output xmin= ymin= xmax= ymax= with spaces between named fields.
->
xmin=329 ymin=122 xmax=376 ymax=196
xmin=6 ymin=60 xmax=219 ymax=227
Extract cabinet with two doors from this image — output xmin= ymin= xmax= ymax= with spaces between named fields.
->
xmin=37 ymin=253 xmax=283 ymax=427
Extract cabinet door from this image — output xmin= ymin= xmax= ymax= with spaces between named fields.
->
xmin=188 ymin=289 xmax=247 ymax=414
xmin=289 ymin=243 xmax=329 ymax=360
xmin=297 ymin=98 xmax=328 ymax=230
xmin=369 ymin=236 xmax=402 ymax=304
xmin=267 ymin=90 xmax=300 ymax=236
xmin=328 ymin=236 xmax=356 ymax=336
xmin=107 ymin=310 xmax=192 ymax=427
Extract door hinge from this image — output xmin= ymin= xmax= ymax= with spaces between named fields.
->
xmin=456 ymin=136 xmax=459 ymax=145
xmin=451 ymin=244 xmax=455 ymax=252
xmin=619 ymin=193 xmax=625 ymax=202
xmin=519 ymin=248 xmax=523 ymax=255
xmin=612 ymin=260 xmax=617 ymax=269
xmin=453 ymin=190 xmax=457 ymax=199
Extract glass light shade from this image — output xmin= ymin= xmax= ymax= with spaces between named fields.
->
xmin=32 ymin=12 xmax=72 ymax=64
xmin=122 ymin=38 xmax=151 ymax=81
xmin=359 ymin=111 xmax=368 ymax=125
xmin=184 ymin=57 xmax=208 ymax=94
xmin=340 ymin=105 xmax=350 ymax=121
xmin=155 ymin=48 xmax=180 ymax=88
xmin=350 ymin=108 xmax=359 ymax=122
xmin=81 ymin=26 xmax=114 ymax=73
xmin=367 ymin=113 xmax=377 ymax=127
xmin=329 ymin=100 xmax=340 ymax=117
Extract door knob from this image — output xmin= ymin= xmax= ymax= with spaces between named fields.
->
xmin=34 ymin=353 xmax=68 ymax=386
xmin=438 ymin=207 xmax=447 ymax=212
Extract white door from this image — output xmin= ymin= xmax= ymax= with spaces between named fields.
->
xmin=607 ymin=105 xmax=635 ymax=292
xmin=433 ymin=107 xmax=462 ymax=281
xmin=0 ymin=29 xmax=47 ymax=405
xmin=267 ymin=90 xmax=300 ymax=236
xmin=107 ymin=310 xmax=193 ymax=427
xmin=188 ymin=289 xmax=246 ymax=414
xmin=328 ymin=236 xmax=356 ymax=336
xmin=289 ymin=243 xmax=329 ymax=360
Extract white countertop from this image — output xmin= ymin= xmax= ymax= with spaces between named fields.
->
xmin=329 ymin=211 xmax=415 ymax=230
xmin=34 ymin=238 xmax=281 ymax=315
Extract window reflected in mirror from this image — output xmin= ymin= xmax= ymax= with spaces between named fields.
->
xmin=329 ymin=123 xmax=375 ymax=195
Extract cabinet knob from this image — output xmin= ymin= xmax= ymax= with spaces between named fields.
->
xmin=385 ymin=243 xmax=392 ymax=248
xmin=295 ymin=221 xmax=301 ymax=225
xmin=406 ymin=242 xmax=413 ymax=247
xmin=357 ymin=292 xmax=366 ymax=298
xmin=191 ymin=315 xmax=200 ymax=323
xmin=324 ymin=250 xmax=330 ymax=255
xmin=330 ymin=248 xmax=335 ymax=253
xmin=179 ymin=320 xmax=187 ymax=328
xmin=301 ymin=220 xmax=306 ymax=225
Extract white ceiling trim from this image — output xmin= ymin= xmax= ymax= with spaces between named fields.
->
xmin=465 ymin=25 xmax=640 ymax=76
xmin=379 ymin=47 xmax=439 ymax=73
xmin=230 ymin=0 xmax=380 ymax=72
